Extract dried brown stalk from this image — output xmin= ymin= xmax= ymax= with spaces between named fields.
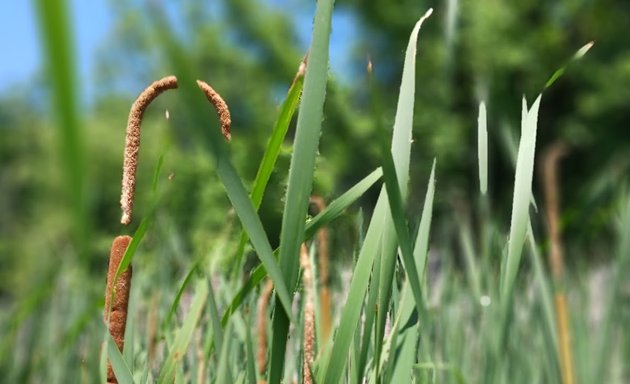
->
xmin=120 ymin=76 xmax=231 ymax=225
xmin=300 ymin=244 xmax=315 ymax=384
xmin=257 ymin=279 xmax=274 ymax=377
xmin=542 ymin=141 xmax=574 ymax=384
xmin=104 ymin=235 xmax=133 ymax=384
xmin=309 ymin=196 xmax=331 ymax=342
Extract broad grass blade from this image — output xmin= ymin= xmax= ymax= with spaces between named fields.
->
xmin=414 ymin=159 xmax=436 ymax=291
xmin=107 ymin=332 xmax=135 ymax=384
xmin=478 ymin=101 xmax=488 ymax=195
xmin=232 ymin=64 xmax=306 ymax=273
xmin=320 ymin=9 xmax=433 ymax=384
xmin=501 ymin=95 xmax=542 ymax=301
xmin=151 ymin=13 xmax=294 ymax=319
xmin=268 ymin=1 xmax=334 ymax=381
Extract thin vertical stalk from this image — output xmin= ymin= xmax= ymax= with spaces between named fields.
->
xmin=542 ymin=141 xmax=575 ymax=384
xmin=300 ymin=244 xmax=315 ymax=384
xmin=310 ymin=196 xmax=332 ymax=342
xmin=257 ymin=279 xmax=274 ymax=380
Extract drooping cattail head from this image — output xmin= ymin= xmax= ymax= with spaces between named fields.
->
xmin=120 ymin=76 xmax=231 ymax=225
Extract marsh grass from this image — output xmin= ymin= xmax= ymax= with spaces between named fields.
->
xmin=2 ymin=2 xmax=627 ymax=384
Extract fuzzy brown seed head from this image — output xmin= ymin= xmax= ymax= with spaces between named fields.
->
xmin=300 ymin=244 xmax=315 ymax=384
xmin=121 ymin=76 xmax=231 ymax=225
xmin=104 ymin=235 xmax=133 ymax=384
xmin=196 ymin=80 xmax=232 ymax=141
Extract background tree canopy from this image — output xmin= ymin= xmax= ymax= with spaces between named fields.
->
xmin=0 ymin=0 xmax=628 ymax=296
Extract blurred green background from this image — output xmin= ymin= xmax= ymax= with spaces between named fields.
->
xmin=0 ymin=0 xmax=628 ymax=381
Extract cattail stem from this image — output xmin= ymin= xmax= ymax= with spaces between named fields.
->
xmin=309 ymin=196 xmax=331 ymax=342
xmin=104 ymin=235 xmax=133 ymax=384
xmin=257 ymin=279 xmax=274 ymax=378
xmin=542 ymin=141 xmax=574 ymax=384
xmin=300 ymin=244 xmax=315 ymax=384
xmin=121 ymin=76 xmax=231 ymax=225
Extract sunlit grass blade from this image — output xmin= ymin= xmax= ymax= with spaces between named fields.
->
xmin=501 ymin=95 xmax=542 ymax=301
xmin=244 ymin=316 xmax=258 ymax=384
xmin=319 ymin=194 xmax=386 ymax=384
xmin=478 ymin=101 xmax=488 ymax=195
xmin=216 ymin=322 xmax=234 ymax=384
xmin=414 ymin=159 xmax=436 ymax=292
xmin=206 ymin=273 xmax=227 ymax=365
xmin=222 ymin=167 xmax=382 ymax=325
xmin=222 ymin=264 xmax=267 ymax=326
xmin=113 ymin=218 xmax=148 ymax=284
xmin=545 ymin=41 xmax=594 ymax=89
xmin=232 ymin=63 xmax=306 ymax=274
xmin=320 ymin=10 xmax=433 ymax=383
xmin=157 ymin=278 xmax=208 ymax=384
xmin=150 ymin=8 xmax=294 ymax=319
xmin=372 ymin=9 xmax=433 ymax=381
xmin=304 ymin=167 xmax=383 ymax=238
xmin=107 ymin=332 xmax=135 ymax=384
xmin=268 ymin=0 xmax=334 ymax=381
xmin=100 ymin=328 xmax=109 ymax=384
xmin=380 ymin=140 xmax=425 ymax=315
xmin=355 ymin=237 xmax=382 ymax=384
xmin=389 ymin=327 xmax=417 ymax=383
xmin=163 ymin=263 xmax=199 ymax=329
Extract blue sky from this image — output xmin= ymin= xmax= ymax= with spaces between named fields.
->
xmin=0 ymin=1 xmax=111 ymax=95
xmin=0 ymin=1 xmax=358 ymax=100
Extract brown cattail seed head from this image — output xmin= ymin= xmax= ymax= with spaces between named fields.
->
xmin=300 ymin=244 xmax=315 ymax=384
xmin=121 ymin=76 xmax=231 ymax=225
xmin=104 ymin=235 xmax=133 ymax=384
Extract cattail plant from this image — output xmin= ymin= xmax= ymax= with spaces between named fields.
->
xmin=256 ymin=279 xmax=274 ymax=382
xmin=309 ymin=196 xmax=332 ymax=342
xmin=299 ymin=244 xmax=315 ymax=384
xmin=103 ymin=236 xmax=133 ymax=384
xmin=104 ymin=76 xmax=230 ymax=383
xmin=121 ymin=75 xmax=231 ymax=225
xmin=542 ymin=141 xmax=575 ymax=384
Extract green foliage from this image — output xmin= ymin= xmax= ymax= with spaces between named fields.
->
xmin=1 ymin=1 xmax=629 ymax=383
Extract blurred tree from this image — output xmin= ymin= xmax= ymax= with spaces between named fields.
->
xmin=342 ymin=0 xmax=630 ymax=255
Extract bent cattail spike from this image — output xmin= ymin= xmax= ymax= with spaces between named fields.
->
xmin=309 ymin=196 xmax=331 ymax=342
xmin=196 ymin=79 xmax=232 ymax=141
xmin=257 ymin=279 xmax=274 ymax=378
xmin=300 ymin=244 xmax=315 ymax=384
xmin=104 ymin=235 xmax=133 ymax=384
xmin=121 ymin=76 xmax=231 ymax=225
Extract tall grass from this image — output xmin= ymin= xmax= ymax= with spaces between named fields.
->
xmin=2 ymin=3 xmax=627 ymax=384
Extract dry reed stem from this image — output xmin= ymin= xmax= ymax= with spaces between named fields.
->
xmin=542 ymin=141 xmax=574 ymax=384
xmin=121 ymin=76 xmax=231 ymax=225
xmin=300 ymin=244 xmax=315 ymax=384
xmin=257 ymin=279 xmax=274 ymax=377
xmin=309 ymin=196 xmax=332 ymax=341
xmin=104 ymin=235 xmax=133 ymax=384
